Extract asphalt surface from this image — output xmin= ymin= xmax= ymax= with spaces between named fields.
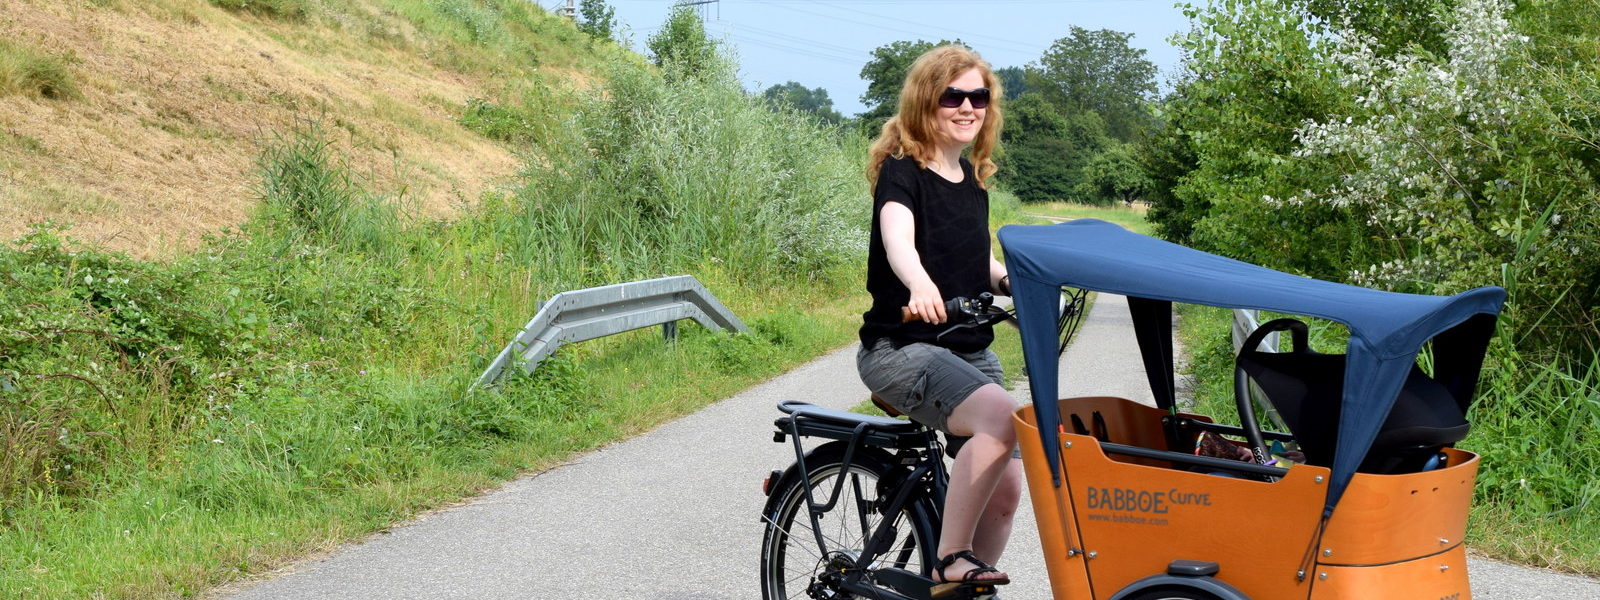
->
xmin=219 ymin=294 xmax=1600 ymax=599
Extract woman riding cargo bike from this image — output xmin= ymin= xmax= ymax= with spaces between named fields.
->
xmin=759 ymin=44 xmax=1506 ymax=600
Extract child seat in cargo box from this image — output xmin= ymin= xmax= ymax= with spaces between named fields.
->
xmin=1237 ymin=318 xmax=1468 ymax=474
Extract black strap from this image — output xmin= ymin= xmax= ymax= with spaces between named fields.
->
xmin=1127 ymin=296 xmax=1176 ymax=410
xmin=935 ymin=550 xmax=1002 ymax=583
xmin=1127 ymin=296 xmax=1181 ymax=452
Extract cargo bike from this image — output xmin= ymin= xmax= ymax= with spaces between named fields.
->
xmin=760 ymin=219 xmax=1505 ymax=600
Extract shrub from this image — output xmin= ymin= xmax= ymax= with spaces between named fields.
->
xmin=0 ymin=226 xmax=267 ymax=508
xmin=1155 ymin=0 xmax=1599 ymax=356
xmin=483 ymin=48 xmax=866 ymax=289
xmin=646 ymin=6 xmax=720 ymax=81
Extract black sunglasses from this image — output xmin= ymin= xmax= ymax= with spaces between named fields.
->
xmin=938 ymin=87 xmax=991 ymax=109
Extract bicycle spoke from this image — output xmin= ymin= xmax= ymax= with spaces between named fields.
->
xmin=852 ymin=474 xmax=872 ymax=541
xmin=764 ymin=513 xmax=830 ymax=562
xmin=890 ymin=532 xmax=918 ymax=569
xmin=782 ymin=567 xmax=815 ymax=587
xmin=767 ymin=503 xmax=865 ymax=563
xmin=831 ymin=473 xmax=859 ymax=552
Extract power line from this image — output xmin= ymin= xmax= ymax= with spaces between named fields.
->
xmin=710 ymin=19 xmax=866 ymax=59
xmin=728 ymin=34 xmax=865 ymax=67
xmin=759 ymin=2 xmax=1041 ymax=56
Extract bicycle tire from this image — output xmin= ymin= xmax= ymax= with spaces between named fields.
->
xmin=1122 ymin=586 xmax=1227 ymax=600
xmin=759 ymin=442 xmax=939 ymax=600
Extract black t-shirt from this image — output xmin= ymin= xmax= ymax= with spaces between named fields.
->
xmin=859 ymin=155 xmax=993 ymax=353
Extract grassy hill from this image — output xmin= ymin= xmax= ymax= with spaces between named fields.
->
xmin=1 ymin=0 xmax=608 ymax=257
xmin=0 ymin=3 xmax=880 ymax=598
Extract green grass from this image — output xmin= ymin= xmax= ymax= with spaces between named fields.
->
xmin=1018 ymin=200 xmax=1153 ymax=235
xmin=1460 ymin=347 xmax=1600 ymax=573
xmin=0 ymin=39 xmax=79 ymax=100
xmin=196 ymin=0 xmax=621 ymax=86
xmin=207 ymin=0 xmax=314 ymax=20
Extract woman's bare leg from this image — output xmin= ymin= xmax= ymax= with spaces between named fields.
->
xmin=935 ymin=383 xmax=1017 ymax=582
xmin=972 ymin=457 xmax=1023 ymax=565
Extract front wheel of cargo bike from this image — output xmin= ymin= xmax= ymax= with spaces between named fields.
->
xmin=1123 ymin=586 xmax=1228 ymax=600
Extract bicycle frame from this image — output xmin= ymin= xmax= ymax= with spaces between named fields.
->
xmin=760 ymin=290 xmax=1086 ymax=600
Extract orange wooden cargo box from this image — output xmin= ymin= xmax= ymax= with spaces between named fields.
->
xmin=1014 ymin=396 xmax=1476 ymax=600
xmin=998 ymin=220 xmax=1504 ymax=600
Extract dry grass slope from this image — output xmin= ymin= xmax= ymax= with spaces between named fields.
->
xmin=0 ymin=0 xmax=564 ymax=257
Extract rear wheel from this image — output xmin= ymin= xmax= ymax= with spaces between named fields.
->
xmin=1123 ymin=586 xmax=1227 ymax=600
xmin=759 ymin=443 xmax=937 ymax=599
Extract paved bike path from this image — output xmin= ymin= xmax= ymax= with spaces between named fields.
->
xmin=219 ymin=295 xmax=1599 ymax=599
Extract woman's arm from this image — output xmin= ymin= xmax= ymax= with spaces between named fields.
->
xmin=990 ymin=255 xmax=1010 ymax=296
xmin=880 ymin=202 xmax=947 ymax=324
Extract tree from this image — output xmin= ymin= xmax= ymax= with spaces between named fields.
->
xmin=1074 ymin=143 xmax=1152 ymax=205
xmin=762 ymin=81 xmax=844 ymax=125
xmin=647 ymin=6 xmax=720 ymax=81
xmin=999 ymin=94 xmax=1112 ymax=203
xmin=995 ymin=66 xmax=1027 ymax=101
xmin=1001 ymin=93 xmax=1068 ymax=144
xmin=1029 ymin=27 xmax=1157 ymax=141
xmin=1145 ymin=0 xmax=1353 ymax=277
xmin=856 ymin=39 xmax=960 ymax=134
xmin=1137 ymin=108 xmax=1201 ymax=243
xmin=1302 ymin=0 xmax=1451 ymax=57
xmin=577 ymin=0 xmax=616 ymax=42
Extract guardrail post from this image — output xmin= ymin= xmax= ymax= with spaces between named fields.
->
xmin=473 ymin=275 xmax=746 ymax=389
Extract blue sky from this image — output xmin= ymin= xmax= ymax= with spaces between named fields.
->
xmin=579 ymin=0 xmax=1194 ymax=117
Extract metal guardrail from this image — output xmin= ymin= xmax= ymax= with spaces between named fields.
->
xmin=475 ymin=275 xmax=747 ymax=389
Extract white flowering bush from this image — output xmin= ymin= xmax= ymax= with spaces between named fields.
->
xmin=1289 ymin=0 xmax=1526 ymax=283
xmin=1160 ymin=0 xmax=1600 ymax=565
xmin=1165 ymin=0 xmax=1598 ymax=354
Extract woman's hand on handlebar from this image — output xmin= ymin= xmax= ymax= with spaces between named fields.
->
xmin=906 ymin=284 xmax=947 ymax=324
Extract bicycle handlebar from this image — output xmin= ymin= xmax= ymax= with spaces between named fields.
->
xmin=899 ymin=293 xmax=1013 ymax=340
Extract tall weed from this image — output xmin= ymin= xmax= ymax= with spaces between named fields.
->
xmin=252 ymin=122 xmax=403 ymax=256
xmin=1467 ymin=347 xmax=1600 ymax=517
xmin=484 ymin=53 xmax=867 ymax=292
xmin=0 ymin=39 xmax=79 ymax=99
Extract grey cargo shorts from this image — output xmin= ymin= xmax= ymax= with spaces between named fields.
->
xmin=857 ymin=338 xmax=1002 ymax=432
xmin=857 ymin=339 xmax=1019 ymax=458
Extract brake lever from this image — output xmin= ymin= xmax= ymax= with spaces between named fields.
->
xmin=933 ymin=305 xmax=1014 ymax=341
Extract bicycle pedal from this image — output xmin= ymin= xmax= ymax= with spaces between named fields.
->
xmin=930 ymin=581 xmax=1001 ymax=600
